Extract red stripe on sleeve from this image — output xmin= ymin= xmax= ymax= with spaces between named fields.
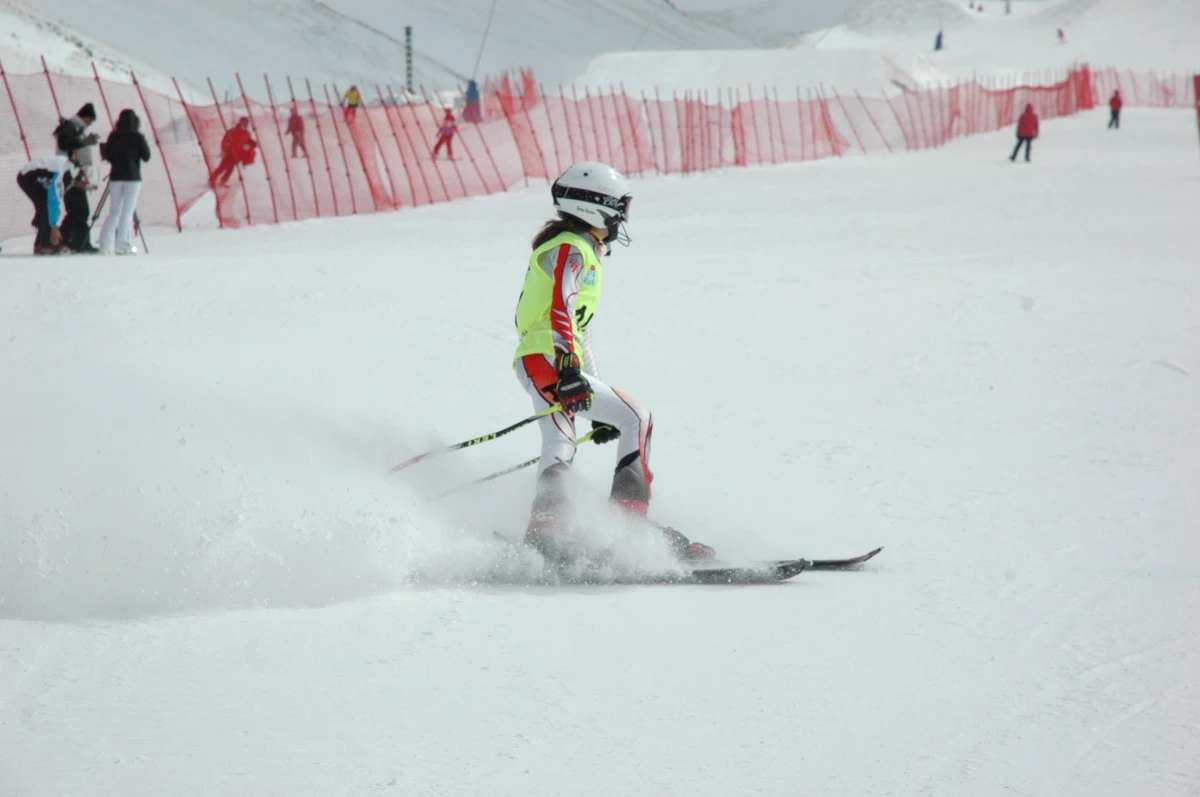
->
xmin=550 ymin=244 xmax=577 ymax=356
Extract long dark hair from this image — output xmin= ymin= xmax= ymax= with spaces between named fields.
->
xmin=116 ymin=108 xmax=140 ymax=132
xmin=532 ymin=213 xmax=591 ymax=249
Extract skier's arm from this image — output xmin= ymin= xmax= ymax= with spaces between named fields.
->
xmin=581 ymin=323 xmax=600 ymax=379
xmin=541 ymin=243 xmax=585 ymax=358
xmin=139 ymin=133 xmax=152 ymax=162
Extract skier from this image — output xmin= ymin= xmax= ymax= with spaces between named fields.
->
xmin=286 ymin=105 xmax=307 ymax=158
xmin=1107 ymin=90 xmax=1122 ymax=129
xmin=209 ymin=117 xmax=257 ymax=187
xmin=512 ymin=161 xmax=715 ymax=562
xmin=97 ymin=108 xmax=151 ymax=255
xmin=341 ymin=85 xmax=362 ymax=124
xmin=431 ymin=109 xmax=457 ymax=160
xmin=934 ymin=30 xmax=943 ymax=51
xmin=16 ymin=152 xmax=79 ymax=255
xmin=1010 ymin=103 xmax=1038 ymax=162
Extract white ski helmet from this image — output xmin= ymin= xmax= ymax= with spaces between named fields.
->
xmin=551 ymin=161 xmax=632 ymax=245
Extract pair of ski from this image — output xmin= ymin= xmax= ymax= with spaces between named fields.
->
xmin=498 ymin=532 xmax=882 ymax=585
xmin=657 ymin=546 xmax=883 ymax=585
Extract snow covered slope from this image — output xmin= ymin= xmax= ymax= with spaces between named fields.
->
xmin=669 ymin=0 xmax=867 ymax=47
xmin=17 ymin=0 xmax=753 ymax=96
xmin=0 ymin=0 xmax=181 ymax=94
xmin=3 ymin=108 xmax=1198 ymax=795
xmin=578 ymin=0 xmax=1200 ymax=93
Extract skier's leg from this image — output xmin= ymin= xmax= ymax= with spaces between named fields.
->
xmin=212 ymin=157 xmax=234 ymax=186
xmin=586 ymin=378 xmax=714 ymax=559
xmin=1024 ymin=138 xmax=1032 ymax=161
xmin=585 ymin=378 xmax=653 ymax=513
xmin=516 ymin=355 xmax=578 ymax=553
xmin=1010 ymin=139 xmax=1021 ymax=161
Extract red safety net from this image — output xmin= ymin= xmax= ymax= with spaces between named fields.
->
xmin=2 ymin=63 xmax=1196 ymax=246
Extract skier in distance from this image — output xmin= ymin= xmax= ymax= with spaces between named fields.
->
xmin=512 ymin=161 xmax=715 ymax=563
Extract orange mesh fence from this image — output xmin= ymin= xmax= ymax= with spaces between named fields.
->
xmin=2 ymin=63 xmax=1195 ymax=246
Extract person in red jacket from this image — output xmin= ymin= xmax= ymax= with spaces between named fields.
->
xmin=1107 ymin=90 xmax=1123 ymax=129
xmin=286 ymin=105 xmax=307 ymax=158
xmin=209 ymin=118 xmax=257 ymax=187
xmin=1010 ymin=104 xmax=1038 ymax=162
xmin=431 ymin=109 xmax=458 ymax=160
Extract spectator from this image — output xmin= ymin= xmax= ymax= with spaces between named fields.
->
xmin=431 ymin=109 xmax=458 ymax=160
xmin=54 ymin=103 xmax=100 ymax=249
xmin=54 ymin=103 xmax=99 ymax=157
xmin=16 ymin=152 xmax=79 ymax=255
xmin=98 ymin=109 xmax=151 ymax=255
xmin=1107 ymin=90 xmax=1122 ymax=129
xmin=342 ymin=85 xmax=362 ymax=124
xmin=463 ymin=79 xmax=481 ymax=123
xmin=934 ymin=30 xmax=943 ymax=51
xmin=286 ymin=105 xmax=307 ymax=158
xmin=209 ymin=118 xmax=257 ymax=187
xmin=1010 ymin=103 xmax=1038 ymax=162
xmin=61 ymin=167 xmax=98 ymax=253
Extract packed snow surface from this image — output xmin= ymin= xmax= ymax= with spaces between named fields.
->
xmin=3 ymin=108 xmax=1198 ymax=795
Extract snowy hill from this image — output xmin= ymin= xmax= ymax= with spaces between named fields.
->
xmin=578 ymin=0 xmax=1200 ymax=93
xmin=12 ymin=0 xmax=755 ymax=96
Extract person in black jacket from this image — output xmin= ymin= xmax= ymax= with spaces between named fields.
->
xmin=55 ymin=103 xmax=102 ymax=252
xmin=54 ymin=103 xmax=99 ymax=156
xmin=97 ymin=108 xmax=151 ymax=255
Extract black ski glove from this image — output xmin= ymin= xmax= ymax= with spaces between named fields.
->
xmin=555 ymin=352 xmax=592 ymax=413
xmin=591 ymin=422 xmax=620 ymax=444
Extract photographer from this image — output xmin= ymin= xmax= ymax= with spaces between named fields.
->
xmin=54 ymin=103 xmax=101 ymax=252
xmin=98 ymin=109 xmax=152 ymax=255
xmin=55 ymin=103 xmax=99 ymax=155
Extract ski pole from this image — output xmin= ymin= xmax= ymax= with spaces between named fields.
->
xmin=430 ymin=430 xmax=595 ymax=501
xmin=389 ymin=403 xmax=563 ymax=473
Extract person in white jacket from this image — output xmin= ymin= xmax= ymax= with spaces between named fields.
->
xmin=16 ymin=154 xmax=79 ymax=255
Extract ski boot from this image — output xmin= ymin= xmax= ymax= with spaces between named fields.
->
xmin=610 ymin=467 xmax=716 ymax=561
xmin=654 ymin=523 xmax=716 ymax=562
xmin=614 ymin=499 xmax=716 ymax=562
xmin=523 ymin=464 xmax=581 ymax=565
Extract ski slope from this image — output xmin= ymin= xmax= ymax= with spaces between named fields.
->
xmin=8 ymin=0 xmax=755 ymax=97
xmin=3 ymin=108 xmax=1198 ymax=795
xmin=579 ymin=0 xmax=1200 ymax=94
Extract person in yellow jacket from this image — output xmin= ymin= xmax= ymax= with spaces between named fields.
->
xmin=513 ymin=162 xmax=715 ymax=563
xmin=341 ymin=85 xmax=362 ymax=123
